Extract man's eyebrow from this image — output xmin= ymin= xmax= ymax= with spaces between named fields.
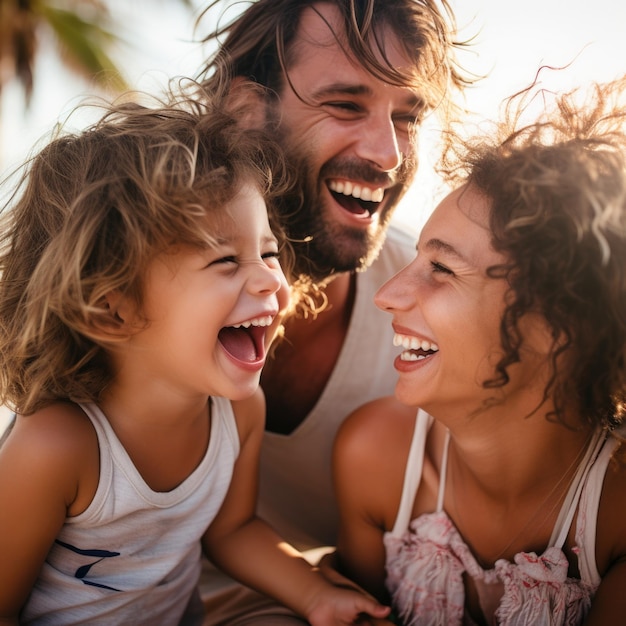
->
xmin=311 ymin=83 xmax=372 ymax=99
xmin=311 ymin=83 xmax=423 ymax=108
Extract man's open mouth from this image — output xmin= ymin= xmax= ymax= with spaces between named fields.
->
xmin=328 ymin=180 xmax=384 ymax=216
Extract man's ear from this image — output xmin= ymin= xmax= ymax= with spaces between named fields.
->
xmin=225 ymin=77 xmax=268 ymax=129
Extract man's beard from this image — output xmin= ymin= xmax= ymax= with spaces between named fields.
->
xmin=274 ymin=147 xmax=417 ymax=283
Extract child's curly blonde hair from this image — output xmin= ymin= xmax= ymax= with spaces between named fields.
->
xmin=0 ymin=89 xmax=294 ymax=415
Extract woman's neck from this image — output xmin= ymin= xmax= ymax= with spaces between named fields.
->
xmin=443 ymin=402 xmax=595 ymax=504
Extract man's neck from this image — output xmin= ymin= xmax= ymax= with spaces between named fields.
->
xmin=261 ymin=272 xmax=356 ymax=434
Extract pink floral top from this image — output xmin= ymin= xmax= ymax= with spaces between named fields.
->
xmin=384 ymin=411 xmax=615 ymax=626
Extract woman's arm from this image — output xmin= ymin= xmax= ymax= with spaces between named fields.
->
xmin=333 ymin=396 xmax=416 ymax=602
xmin=584 ymin=449 xmax=626 ymax=624
xmin=202 ymin=388 xmax=391 ymax=625
xmin=0 ymin=403 xmax=98 ymax=623
xmin=584 ymin=559 xmax=626 ymax=624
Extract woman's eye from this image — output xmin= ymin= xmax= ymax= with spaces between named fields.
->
xmin=431 ymin=261 xmax=454 ymax=275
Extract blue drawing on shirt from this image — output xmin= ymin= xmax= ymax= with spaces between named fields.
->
xmin=55 ymin=539 xmax=122 ymax=591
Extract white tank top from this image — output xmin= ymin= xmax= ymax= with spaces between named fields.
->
xmin=22 ymin=397 xmax=239 ymax=625
xmin=384 ymin=409 xmax=616 ymax=626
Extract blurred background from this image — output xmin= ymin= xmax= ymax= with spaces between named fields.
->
xmin=2 ymin=0 xmax=626 ymax=231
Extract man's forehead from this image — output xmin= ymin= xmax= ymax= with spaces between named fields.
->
xmin=295 ymin=3 xmax=347 ymax=44
xmin=291 ymin=3 xmax=422 ymax=104
xmin=295 ymin=3 xmax=391 ymax=53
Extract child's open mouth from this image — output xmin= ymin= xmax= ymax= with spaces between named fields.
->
xmin=218 ymin=316 xmax=274 ymax=363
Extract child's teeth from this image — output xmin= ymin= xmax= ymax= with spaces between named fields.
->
xmin=232 ymin=315 xmax=273 ymax=329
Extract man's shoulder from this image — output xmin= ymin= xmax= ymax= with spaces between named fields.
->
xmin=373 ymin=222 xmax=417 ymax=270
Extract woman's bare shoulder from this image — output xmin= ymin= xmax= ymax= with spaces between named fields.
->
xmin=336 ymin=396 xmax=417 ymax=457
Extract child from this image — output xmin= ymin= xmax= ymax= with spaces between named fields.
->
xmin=332 ymin=75 xmax=626 ymax=625
xmin=0 ymin=94 xmax=390 ymax=625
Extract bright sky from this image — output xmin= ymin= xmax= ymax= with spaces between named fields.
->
xmin=1 ymin=0 xmax=625 ymax=232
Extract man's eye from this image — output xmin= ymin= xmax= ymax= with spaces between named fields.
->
xmin=394 ymin=114 xmax=423 ymax=135
xmin=326 ymin=101 xmax=361 ymax=113
xmin=396 ymin=114 xmax=421 ymax=127
xmin=431 ymin=261 xmax=453 ymax=275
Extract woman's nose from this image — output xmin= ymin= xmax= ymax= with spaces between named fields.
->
xmin=374 ymin=262 xmax=415 ymax=312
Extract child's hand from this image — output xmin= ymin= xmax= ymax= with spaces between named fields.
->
xmin=302 ymin=549 xmax=395 ymax=625
xmin=306 ymin=584 xmax=391 ymax=625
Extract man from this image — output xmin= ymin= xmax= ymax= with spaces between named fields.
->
xmin=195 ymin=1 xmax=470 ymax=622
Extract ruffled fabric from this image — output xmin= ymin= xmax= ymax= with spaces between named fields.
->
xmin=384 ymin=511 xmax=596 ymax=626
xmin=495 ymin=549 xmax=594 ymax=625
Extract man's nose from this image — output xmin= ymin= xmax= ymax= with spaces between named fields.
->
xmin=356 ymin=115 xmax=403 ymax=172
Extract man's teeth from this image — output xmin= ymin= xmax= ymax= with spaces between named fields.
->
xmin=393 ymin=332 xmax=439 ymax=361
xmin=231 ymin=316 xmax=273 ymax=329
xmin=328 ymin=180 xmax=384 ymax=203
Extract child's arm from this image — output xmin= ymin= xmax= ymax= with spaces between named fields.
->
xmin=0 ymin=403 xmax=98 ymax=623
xmin=202 ymin=388 xmax=391 ymax=625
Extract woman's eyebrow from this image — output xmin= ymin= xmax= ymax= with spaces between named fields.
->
xmin=423 ymin=237 xmax=468 ymax=263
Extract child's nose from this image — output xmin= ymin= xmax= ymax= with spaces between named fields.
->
xmin=248 ymin=262 xmax=285 ymax=295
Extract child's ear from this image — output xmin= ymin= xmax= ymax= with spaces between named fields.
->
xmin=92 ymin=290 xmax=137 ymax=337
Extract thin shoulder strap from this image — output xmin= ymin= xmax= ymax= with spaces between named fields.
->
xmin=550 ymin=429 xmax=606 ymax=548
xmin=576 ymin=433 xmax=620 ymax=585
xmin=436 ymin=429 xmax=451 ymax=512
xmin=390 ymin=409 xmax=432 ymax=537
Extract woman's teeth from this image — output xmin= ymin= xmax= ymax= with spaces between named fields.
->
xmin=395 ymin=331 xmax=439 ymax=362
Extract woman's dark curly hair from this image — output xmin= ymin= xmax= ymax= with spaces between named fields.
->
xmin=441 ymin=75 xmax=626 ymax=429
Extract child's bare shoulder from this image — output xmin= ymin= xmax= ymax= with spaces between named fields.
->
xmin=2 ymin=402 xmax=99 ymax=514
xmin=8 ymin=402 xmax=95 ymax=455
